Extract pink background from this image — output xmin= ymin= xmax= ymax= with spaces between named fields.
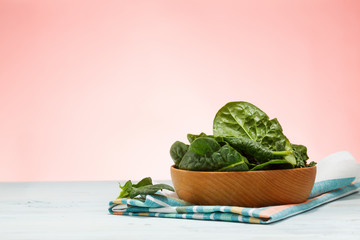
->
xmin=1 ymin=1 xmax=359 ymax=182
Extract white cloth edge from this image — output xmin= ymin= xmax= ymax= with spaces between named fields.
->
xmin=315 ymin=151 xmax=360 ymax=182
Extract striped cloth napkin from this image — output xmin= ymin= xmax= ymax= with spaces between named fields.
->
xmin=109 ymin=151 xmax=360 ymax=224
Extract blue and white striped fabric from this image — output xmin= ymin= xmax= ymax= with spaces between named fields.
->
xmin=109 ymin=151 xmax=360 ymax=224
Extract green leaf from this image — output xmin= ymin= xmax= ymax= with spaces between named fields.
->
xmin=133 ymin=177 xmax=152 ymax=188
xmin=179 ymin=143 xmax=249 ymax=171
xmin=307 ymin=161 xmax=317 ymax=167
xmin=170 ymin=141 xmax=189 ymax=166
xmin=223 ymin=136 xmax=290 ymax=163
xmin=249 ymin=159 xmax=293 ymax=171
xmin=216 ymin=145 xmax=249 ymax=171
xmin=117 ymin=180 xmax=133 ymax=198
xmin=117 ymin=177 xmax=174 ymax=199
xmin=217 ymin=161 xmax=249 ymax=171
xmin=187 ymin=132 xmax=208 ymax=143
xmin=188 ymin=137 xmax=221 ymax=156
xmin=187 ymin=133 xmax=225 ymax=145
xmin=292 ymin=144 xmax=310 ymax=168
xmin=283 ymin=139 xmax=296 ymax=166
xmin=213 ymin=101 xmax=296 ymax=167
xmin=213 ymin=102 xmax=284 ymax=148
xmin=129 ymin=184 xmax=175 ymax=198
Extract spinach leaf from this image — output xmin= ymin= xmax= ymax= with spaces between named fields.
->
xmin=133 ymin=176 xmax=153 ymax=187
xmin=187 ymin=133 xmax=225 ymax=145
xmin=223 ymin=136 xmax=290 ymax=163
xmin=129 ymin=184 xmax=175 ymax=198
xmin=292 ymin=144 xmax=309 ymax=168
xmin=213 ymin=102 xmax=283 ymax=148
xmin=117 ymin=177 xmax=174 ymax=199
xmin=178 ymin=138 xmax=249 ymax=171
xmin=283 ymin=139 xmax=297 ymax=166
xmin=249 ymin=159 xmax=294 ymax=171
xmin=213 ymin=101 xmax=296 ymax=166
xmin=216 ymin=145 xmax=249 ymax=171
xmin=307 ymin=161 xmax=317 ymax=167
xmin=170 ymin=141 xmax=189 ymax=166
xmin=117 ymin=180 xmax=133 ymax=198
xmin=187 ymin=132 xmax=208 ymax=143
xmin=188 ymin=137 xmax=221 ymax=156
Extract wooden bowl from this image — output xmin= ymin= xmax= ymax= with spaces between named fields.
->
xmin=171 ymin=165 xmax=316 ymax=207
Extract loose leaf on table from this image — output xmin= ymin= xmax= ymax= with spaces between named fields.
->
xmin=117 ymin=177 xmax=174 ymax=199
xmin=117 ymin=180 xmax=133 ymax=199
xmin=129 ymin=184 xmax=175 ymax=198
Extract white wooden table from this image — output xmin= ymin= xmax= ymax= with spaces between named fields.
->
xmin=1 ymin=181 xmax=360 ymax=240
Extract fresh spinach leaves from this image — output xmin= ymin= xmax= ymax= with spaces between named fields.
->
xmin=170 ymin=101 xmax=315 ymax=171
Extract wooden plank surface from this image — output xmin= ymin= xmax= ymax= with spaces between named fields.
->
xmin=1 ymin=181 xmax=359 ymax=240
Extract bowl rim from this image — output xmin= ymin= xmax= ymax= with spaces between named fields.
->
xmin=170 ymin=164 xmax=316 ymax=174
